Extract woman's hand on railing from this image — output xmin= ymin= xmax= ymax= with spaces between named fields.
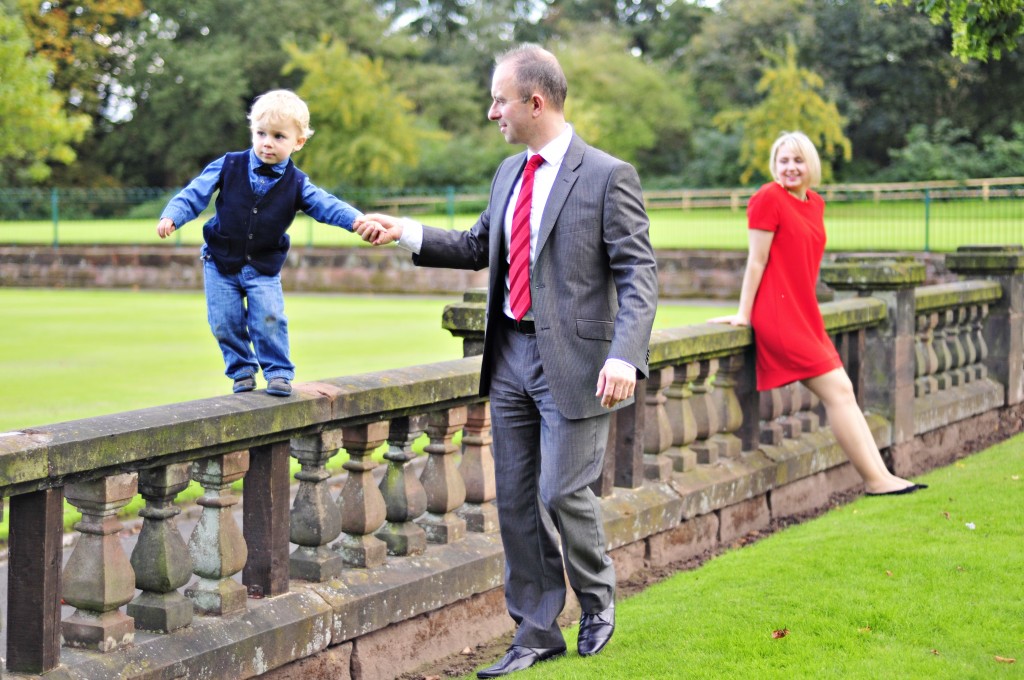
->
xmin=707 ymin=312 xmax=750 ymax=326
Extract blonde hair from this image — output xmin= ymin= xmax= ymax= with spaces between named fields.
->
xmin=769 ymin=131 xmax=821 ymax=187
xmin=248 ymin=90 xmax=314 ymax=139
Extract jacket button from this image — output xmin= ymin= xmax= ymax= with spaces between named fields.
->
xmin=248 ymin=234 xmax=253 ymax=239
xmin=252 ymin=208 xmax=258 ymax=214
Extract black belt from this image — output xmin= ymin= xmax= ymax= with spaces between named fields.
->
xmin=501 ymin=314 xmax=536 ymax=335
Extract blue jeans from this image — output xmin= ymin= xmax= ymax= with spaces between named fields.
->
xmin=203 ymin=253 xmax=294 ymax=381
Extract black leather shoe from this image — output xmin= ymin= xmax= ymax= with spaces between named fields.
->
xmin=477 ymin=645 xmax=566 ymax=678
xmin=578 ymin=603 xmax=615 ymax=656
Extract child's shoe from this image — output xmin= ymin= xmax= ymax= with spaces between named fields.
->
xmin=233 ymin=375 xmax=256 ymax=393
xmin=266 ymin=377 xmax=292 ymax=397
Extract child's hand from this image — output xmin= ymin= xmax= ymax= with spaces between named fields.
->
xmin=156 ymin=218 xmax=176 ymax=239
xmin=354 ymin=214 xmax=402 ymax=246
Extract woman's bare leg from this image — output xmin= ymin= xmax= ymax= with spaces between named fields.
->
xmin=802 ymin=368 xmax=916 ymax=494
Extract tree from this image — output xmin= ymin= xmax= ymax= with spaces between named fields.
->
xmin=715 ymin=36 xmax=851 ymax=184
xmin=0 ymin=5 xmax=90 ymax=183
xmin=889 ymin=0 xmax=1024 ymax=61
xmin=555 ymin=30 xmax=696 ymax=170
xmin=285 ymin=39 xmax=426 ymax=189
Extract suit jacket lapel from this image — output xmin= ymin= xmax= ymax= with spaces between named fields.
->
xmin=488 ymin=153 xmax=527 ymax=290
xmin=536 ymin=134 xmax=583 ymax=257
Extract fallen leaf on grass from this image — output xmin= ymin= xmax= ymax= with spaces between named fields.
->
xmin=930 ymin=649 xmax=941 ymax=656
xmin=858 ymin=626 xmax=872 ymax=633
xmin=942 ymin=511 xmax=951 ymax=520
xmin=885 ymin=570 xmax=893 ymax=577
xmin=995 ymin=656 xmax=1015 ymax=664
xmin=772 ymin=629 xmax=789 ymax=639
xmin=1011 ymin=475 xmax=1019 ymax=481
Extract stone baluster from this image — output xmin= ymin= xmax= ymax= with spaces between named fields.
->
xmin=417 ymin=406 xmax=468 ymax=544
xmin=947 ymin=245 xmax=1023 ymax=404
xmin=759 ymin=389 xmax=785 ymax=446
xmin=335 ymin=422 xmax=389 ymax=568
xmin=457 ymin=404 xmax=499 ymax=533
xmin=289 ymin=431 xmax=345 ymax=580
xmin=709 ymin=353 xmax=744 ymax=458
xmin=643 ymin=365 xmax=675 ymax=480
xmin=970 ymin=304 xmax=990 ymax=380
xmin=946 ymin=307 xmax=969 ymax=387
xmin=688 ymin=359 xmax=720 ymax=464
xmin=62 ymin=473 xmax=138 ymax=651
xmin=186 ymin=451 xmax=249 ymax=616
xmin=128 ymin=463 xmax=193 ymax=633
xmin=794 ymin=382 xmax=821 ymax=433
xmin=916 ymin=312 xmax=940 ymax=396
xmin=778 ymin=383 xmax=804 ymax=439
xmin=664 ymin=361 xmax=699 ymax=471
xmin=932 ymin=309 xmax=955 ymax=391
xmin=377 ymin=415 xmax=430 ymax=553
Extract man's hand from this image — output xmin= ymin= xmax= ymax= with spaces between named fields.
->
xmin=596 ymin=359 xmax=637 ymax=409
xmin=354 ymin=213 xmax=404 ymax=246
xmin=156 ymin=217 xmax=176 ymax=239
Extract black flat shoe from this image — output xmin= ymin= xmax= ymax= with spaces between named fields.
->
xmin=578 ymin=603 xmax=615 ymax=657
xmin=865 ymin=483 xmax=929 ymax=497
xmin=476 ymin=645 xmax=566 ymax=678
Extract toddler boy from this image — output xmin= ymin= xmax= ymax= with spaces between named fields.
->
xmin=157 ymin=89 xmax=372 ymax=396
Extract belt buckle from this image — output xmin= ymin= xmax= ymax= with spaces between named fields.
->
xmin=514 ymin=318 xmax=535 ymax=335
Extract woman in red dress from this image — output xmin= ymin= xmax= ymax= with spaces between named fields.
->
xmin=711 ymin=131 xmax=925 ymax=496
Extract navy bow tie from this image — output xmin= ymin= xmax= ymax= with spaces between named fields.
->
xmin=255 ymin=163 xmax=282 ymax=178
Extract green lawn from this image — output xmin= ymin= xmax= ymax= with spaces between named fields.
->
xmin=0 ymin=288 xmax=728 ymax=431
xmin=468 ymin=434 xmax=1024 ymax=680
xmin=2 ymin=195 xmax=1021 ymax=251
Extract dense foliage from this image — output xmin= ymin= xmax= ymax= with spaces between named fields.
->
xmin=5 ymin=0 xmax=1024 ymax=190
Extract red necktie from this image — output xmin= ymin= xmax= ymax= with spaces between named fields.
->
xmin=509 ymin=154 xmax=544 ymax=321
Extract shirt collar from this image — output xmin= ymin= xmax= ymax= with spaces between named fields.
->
xmin=249 ymin=149 xmax=287 ymax=175
xmin=529 ymin=124 xmax=573 ymax=168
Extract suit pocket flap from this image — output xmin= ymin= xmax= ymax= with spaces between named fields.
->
xmin=576 ymin=318 xmax=614 ymax=341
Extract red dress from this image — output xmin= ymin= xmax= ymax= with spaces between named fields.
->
xmin=748 ymin=182 xmax=842 ymax=391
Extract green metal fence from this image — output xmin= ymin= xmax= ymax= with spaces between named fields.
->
xmin=0 ymin=178 xmax=1021 ymax=251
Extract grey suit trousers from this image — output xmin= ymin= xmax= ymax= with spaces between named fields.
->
xmin=489 ymin=323 xmax=615 ymax=649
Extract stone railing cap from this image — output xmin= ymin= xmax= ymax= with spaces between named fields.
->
xmin=821 ymin=257 xmax=926 ymax=290
xmin=946 ymin=244 xmax=1024 ymax=274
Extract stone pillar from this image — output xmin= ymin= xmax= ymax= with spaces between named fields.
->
xmin=821 ymin=256 xmax=926 ymax=449
xmin=457 ymin=404 xmax=499 ymax=533
xmin=377 ymin=415 xmax=430 ymax=553
xmin=62 ymin=473 xmax=138 ymax=651
xmin=7 ymin=489 xmax=63 ymax=674
xmin=186 ymin=451 xmax=249 ymax=616
xmin=442 ymin=288 xmax=487 ymax=357
xmin=128 ymin=463 xmax=193 ymax=633
xmin=946 ymin=245 xmax=1024 ymax=405
xmin=289 ymin=431 xmax=345 ymax=581
xmin=643 ymin=365 xmax=674 ymax=481
xmin=417 ymin=406 xmax=468 ymax=544
xmin=335 ymin=422 xmax=390 ymax=568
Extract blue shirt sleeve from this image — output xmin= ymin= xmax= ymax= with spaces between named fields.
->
xmin=299 ymin=178 xmax=363 ymax=232
xmin=160 ymin=156 xmax=225 ymax=229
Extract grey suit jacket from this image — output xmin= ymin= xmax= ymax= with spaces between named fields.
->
xmin=414 ymin=133 xmax=659 ymax=420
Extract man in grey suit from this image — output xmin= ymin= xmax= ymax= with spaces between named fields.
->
xmin=355 ymin=43 xmax=658 ymax=678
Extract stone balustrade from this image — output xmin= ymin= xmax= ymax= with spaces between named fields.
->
xmin=0 ymin=245 xmax=1019 ymax=679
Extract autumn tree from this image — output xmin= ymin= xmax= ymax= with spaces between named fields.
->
xmin=715 ymin=36 xmax=851 ymax=184
xmin=0 ymin=5 xmax=90 ymax=183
